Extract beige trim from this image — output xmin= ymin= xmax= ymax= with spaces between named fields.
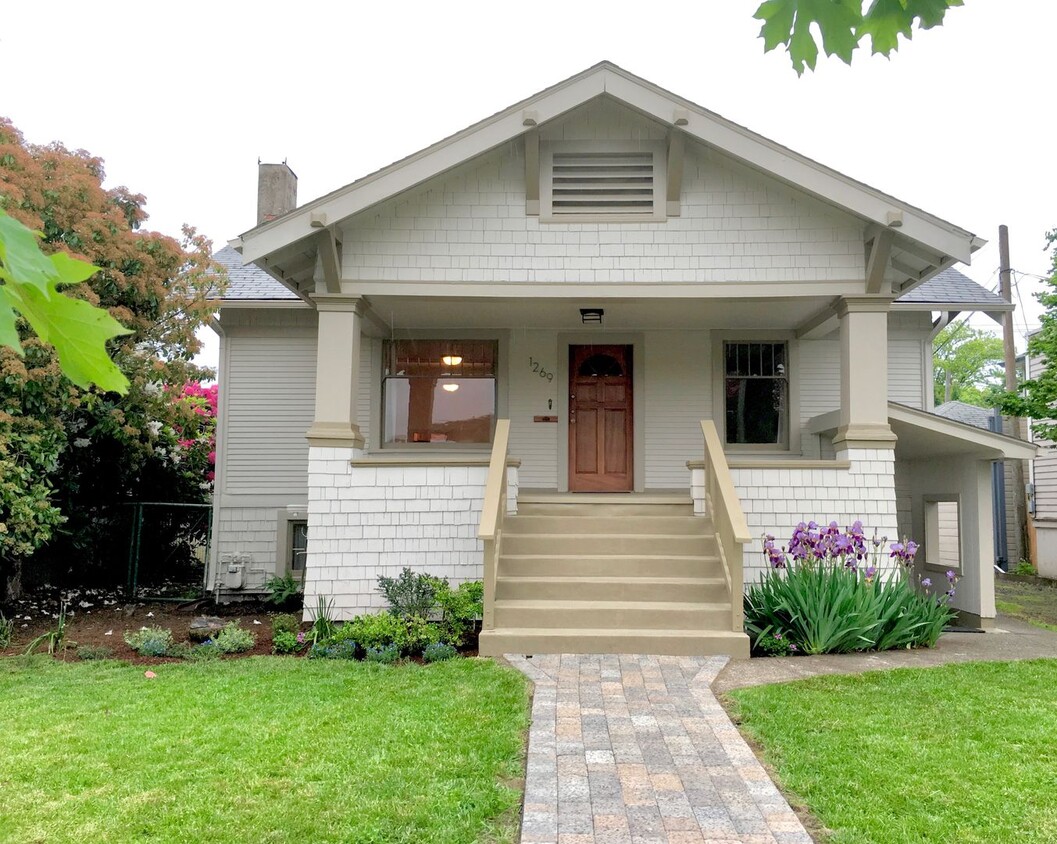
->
xmin=865 ymin=229 xmax=895 ymax=295
xmin=217 ymin=299 xmax=309 ymax=309
xmin=479 ymin=420 xmax=512 ymax=633
xmin=892 ymin=301 xmax=1014 ymax=314
xmin=275 ymin=507 xmax=309 ymax=579
xmin=238 ymin=62 xmax=978 ymax=266
xmin=351 ymin=454 xmax=521 ymax=468
xmin=836 ymin=295 xmax=896 ymax=316
xmin=690 ymin=458 xmax=852 ymax=470
xmin=339 ymin=280 xmax=867 ymax=299
xmin=832 ymin=424 xmax=898 ymax=450
xmin=888 ymin=402 xmax=1037 ymax=460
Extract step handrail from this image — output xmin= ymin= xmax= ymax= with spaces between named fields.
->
xmin=699 ymin=420 xmax=752 ymax=633
xmin=478 ymin=419 xmax=511 ymax=632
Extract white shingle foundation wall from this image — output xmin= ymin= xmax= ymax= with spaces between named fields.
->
xmin=304 ymin=447 xmax=517 ymax=618
xmin=693 ymin=448 xmax=899 ymax=585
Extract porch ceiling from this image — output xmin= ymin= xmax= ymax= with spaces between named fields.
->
xmin=888 ymin=403 xmax=1037 ymax=461
xmin=361 ymin=295 xmax=834 ymax=333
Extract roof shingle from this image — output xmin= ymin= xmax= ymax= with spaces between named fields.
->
xmin=896 ymin=267 xmax=1007 ymax=309
xmin=212 ymin=245 xmax=299 ymax=300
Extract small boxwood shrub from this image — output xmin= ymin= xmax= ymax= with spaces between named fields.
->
xmin=404 ymin=616 xmax=442 ymax=655
xmin=213 ymin=622 xmax=257 ymax=654
xmin=422 ymin=642 xmax=458 ymax=663
xmin=436 ymin=580 xmax=482 ymax=646
xmin=376 ymin=568 xmax=443 ymax=619
xmin=185 ymin=641 xmax=222 ymax=662
xmin=342 ymin=612 xmax=407 ymax=651
xmin=365 ymin=644 xmax=400 ymax=665
xmin=271 ymin=613 xmax=300 ymax=638
xmin=124 ymin=626 xmax=175 ymax=657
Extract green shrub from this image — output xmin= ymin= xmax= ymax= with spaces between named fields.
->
xmin=0 ymin=614 xmax=12 ymax=650
xmin=271 ymin=613 xmax=301 ymax=637
xmin=272 ymin=630 xmax=304 ymax=655
xmin=265 ymin=574 xmax=302 ymax=607
xmin=403 ymin=616 xmax=443 ymax=655
xmin=435 ymin=580 xmax=482 ymax=646
xmin=342 ymin=612 xmax=407 ymax=651
xmin=76 ymin=644 xmax=115 ymax=661
xmin=365 ymin=644 xmax=399 ymax=665
xmin=753 ymin=632 xmax=792 ymax=657
xmin=377 ymin=568 xmax=442 ymax=619
xmin=124 ymin=626 xmax=175 ymax=657
xmin=746 ymin=521 xmax=958 ymax=655
xmin=1011 ymin=560 xmax=1037 ymax=576
xmin=422 ymin=642 xmax=458 ymax=663
xmin=213 ymin=622 xmax=256 ymax=654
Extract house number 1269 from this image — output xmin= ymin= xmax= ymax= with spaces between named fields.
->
xmin=528 ymin=357 xmax=554 ymax=382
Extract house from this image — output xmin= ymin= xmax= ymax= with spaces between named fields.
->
xmin=208 ymin=62 xmax=1034 ymax=657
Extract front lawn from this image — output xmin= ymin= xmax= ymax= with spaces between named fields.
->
xmin=0 ymin=656 xmax=529 ymax=843
xmin=729 ymin=660 xmax=1057 ymax=843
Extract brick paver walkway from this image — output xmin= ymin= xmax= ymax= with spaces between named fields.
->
xmin=509 ymin=654 xmax=812 ymax=844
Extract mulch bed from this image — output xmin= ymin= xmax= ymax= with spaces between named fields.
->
xmin=1 ymin=586 xmax=478 ymax=664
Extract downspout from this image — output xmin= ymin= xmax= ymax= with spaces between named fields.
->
xmin=207 ymin=315 xmax=226 ymax=599
xmin=991 ymin=407 xmax=1008 ymax=571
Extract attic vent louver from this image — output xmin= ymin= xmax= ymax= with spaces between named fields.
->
xmin=552 ymin=151 xmax=654 ymax=215
xmin=541 ymin=142 xmax=666 ymax=221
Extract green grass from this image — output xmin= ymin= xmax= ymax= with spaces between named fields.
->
xmin=729 ymin=660 xmax=1057 ymax=844
xmin=995 ymin=579 xmax=1057 ymax=632
xmin=0 ymin=656 xmax=529 ymax=843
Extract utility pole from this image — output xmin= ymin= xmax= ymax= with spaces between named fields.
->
xmin=1000 ymin=225 xmax=1028 ymax=567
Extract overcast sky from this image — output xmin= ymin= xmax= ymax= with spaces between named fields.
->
xmin=3 ymin=1 xmax=1053 ymax=369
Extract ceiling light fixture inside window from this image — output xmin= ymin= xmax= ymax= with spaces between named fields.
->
xmin=441 ymin=383 xmax=460 ymax=392
xmin=442 ymin=355 xmax=463 ymax=366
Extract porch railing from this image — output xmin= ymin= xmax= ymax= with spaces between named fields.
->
xmin=699 ymin=420 xmax=752 ymax=633
xmin=479 ymin=419 xmax=511 ymax=632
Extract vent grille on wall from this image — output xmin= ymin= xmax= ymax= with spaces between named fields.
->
xmin=550 ymin=151 xmax=655 ymax=216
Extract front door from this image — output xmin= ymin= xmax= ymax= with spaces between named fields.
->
xmin=568 ymin=345 xmax=633 ymax=492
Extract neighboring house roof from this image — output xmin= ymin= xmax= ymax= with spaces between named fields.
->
xmin=234 ymin=61 xmax=981 ymax=284
xmin=213 ymin=244 xmax=299 ymax=301
xmin=894 ymin=267 xmax=1011 ymax=312
xmin=933 ymin=400 xmax=996 ymax=430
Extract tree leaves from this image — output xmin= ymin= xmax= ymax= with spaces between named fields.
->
xmin=754 ymin=0 xmax=964 ymax=74
xmin=0 ymin=210 xmax=131 ymax=393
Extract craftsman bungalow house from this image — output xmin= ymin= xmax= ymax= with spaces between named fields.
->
xmin=209 ymin=63 xmax=1033 ymax=657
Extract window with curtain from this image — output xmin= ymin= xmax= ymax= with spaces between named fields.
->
xmin=724 ymin=342 xmax=788 ymax=446
xmin=382 ymin=340 xmax=497 ymax=445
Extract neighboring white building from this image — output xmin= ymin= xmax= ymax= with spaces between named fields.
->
xmin=208 ymin=63 xmax=1033 ymax=657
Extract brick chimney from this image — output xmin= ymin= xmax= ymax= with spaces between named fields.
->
xmin=256 ymin=161 xmax=297 ymax=225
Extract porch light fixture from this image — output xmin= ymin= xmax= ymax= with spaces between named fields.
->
xmin=580 ymin=308 xmax=604 ymax=324
xmin=441 ymin=355 xmax=463 ymax=366
xmin=441 ymin=383 xmax=460 ymax=392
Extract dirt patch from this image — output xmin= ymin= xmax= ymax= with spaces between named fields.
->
xmin=995 ymin=577 xmax=1057 ymax=630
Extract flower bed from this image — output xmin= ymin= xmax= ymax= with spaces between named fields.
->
xmin=745 ymin=520 xmax=958 ymax=655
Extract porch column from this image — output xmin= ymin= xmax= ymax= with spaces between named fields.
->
xmin=306 ymin=294 xmax=365 ymax=448
xmin=834 ymin=296 xmax=897 ymax=451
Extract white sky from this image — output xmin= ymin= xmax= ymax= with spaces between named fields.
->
xmin=3 ymin=1 xmax=1053 ymax=370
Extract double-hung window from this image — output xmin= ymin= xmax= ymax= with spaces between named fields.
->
xmin=724 ymin=342 xmax=789 ymax=447
xmin=382 ymin=340 xmax=497 ymax=446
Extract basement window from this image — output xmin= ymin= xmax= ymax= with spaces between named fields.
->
xmin=289 ymin=521 xmax=308 ymax=580
xmin=382 ymin=340 xmax=497 ymax=446
xmin=540 ymin=142 xmax=666 ymax=222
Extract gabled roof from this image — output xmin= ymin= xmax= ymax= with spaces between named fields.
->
xmin=213 ymin=245 xmax=298 ymax=301
xmin=895 ymin=267 xmax=1010 ymax=311
xmin=933 ymin=400 xmax=996 ymax=430
xmin=235 ymin=61 xmax=981 ymax=274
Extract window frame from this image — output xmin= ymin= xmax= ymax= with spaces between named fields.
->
xmin=539 ymin=140 xmax=668 ymax=223
xmin=379 ymin=337 xmax=501 ymax=450
xmin=712 ymin=332 xmax=800 ymax=454
xmin=275 ymin=508 xmax=308 ymax=583
xmin=923 ymin=494 xmax=962 ymax=574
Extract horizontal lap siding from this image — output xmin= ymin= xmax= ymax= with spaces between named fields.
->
xmin=644 ymin=332 xmax=710 ymax=488
xmin=224 ymin=332 xmax=316 ymax=493
xmin=889 ymin=337 xmax=926 ymax=408
xmin=508 ymin=330 xmax=560 ymax=489
xmin=1035 ymin=450 xmax=1057 ymax=519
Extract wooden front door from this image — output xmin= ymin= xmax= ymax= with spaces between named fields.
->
xmin=569 ymin=345 xmax=633 ymax=492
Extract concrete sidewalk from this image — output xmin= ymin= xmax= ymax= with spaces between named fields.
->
xmin=713 ymin=614 xmax=1057 ymax=694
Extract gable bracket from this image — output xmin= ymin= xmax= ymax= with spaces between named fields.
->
xmin=666 ymin=129 xmax=684 ymax=217
xmin=525 ymin=128 xmax=540 ymax=216
xmin=865 ymin=228 xmax=894 ymax=294
xmin=319 ymin=228 xmax=343 ymax=294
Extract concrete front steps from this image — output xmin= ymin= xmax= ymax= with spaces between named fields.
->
xmin=479 ymin=494 xmax=750 ymax=658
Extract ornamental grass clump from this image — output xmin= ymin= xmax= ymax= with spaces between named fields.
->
xmin=745 ymin=520 xmax=958 ymax=655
